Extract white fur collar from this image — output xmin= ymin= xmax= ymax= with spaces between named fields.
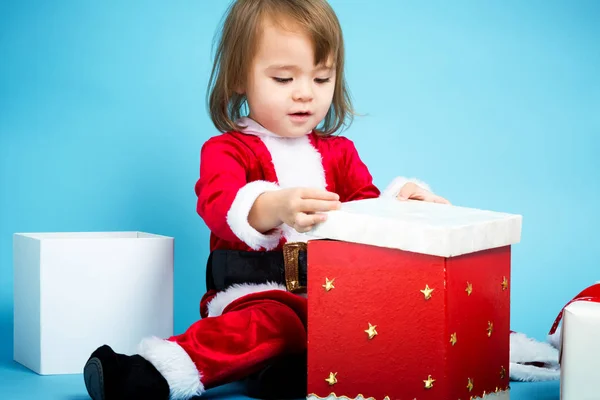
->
xmin=236 ymin=117 xmax=325 ymax=243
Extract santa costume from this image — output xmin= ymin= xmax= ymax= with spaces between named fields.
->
xmin=82 ymin=117 xmax=565 ymax=400
xmin=83 ymin=117 xmax=430 ymax=400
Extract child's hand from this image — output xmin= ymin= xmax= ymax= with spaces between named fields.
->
xmin=397 ymin=182 xmax=451 ymax=204
xmin=275 ymin=188 xmax=342 ymax=233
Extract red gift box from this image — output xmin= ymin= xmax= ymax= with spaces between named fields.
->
xmin=307 ymin=198 xmax=521 ymax=400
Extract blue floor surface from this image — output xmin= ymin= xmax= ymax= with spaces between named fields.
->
xmin=0 ymin=356 xmax=560 ymax=400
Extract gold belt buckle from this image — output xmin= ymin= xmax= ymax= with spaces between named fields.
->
xmin=283 ymin=242 xmax=307 ymax=293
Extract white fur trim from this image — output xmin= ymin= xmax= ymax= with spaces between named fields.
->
xmin=207 ymin=282 xmax=287 ymax=317
xmin=509 ymin=362 xmax=560 ymax=382
xmin=259 ymin=135 xmax=326 ymax=189
xmin=138 ymin=337 xmax=204 ymax=400
xmin=226 ymin=180 xmax=282 ymax=250
xmin=237 ymin=117 xmax=329 ymax=244
xmin=258 ymin=134 xmax=327 ymax=244
xmin=509 ymin=331 xmax=560 ymax=381
xmin=510 ymin=331 xmax=559 ymax=364
xmin=381 ymin=176 xmax=432 ymax=198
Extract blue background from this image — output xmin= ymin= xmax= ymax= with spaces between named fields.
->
xmin=1 ymin=0 xmax=598 ymax=398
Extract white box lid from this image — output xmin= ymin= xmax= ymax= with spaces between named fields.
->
xmin=310 ymin=198 xmax=522 ymax=257
xmin=14 ymin=231 xmax=172 ymax=240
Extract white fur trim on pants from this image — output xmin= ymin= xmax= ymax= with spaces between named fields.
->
xmin=509 ymin=331 xmax=560 ymax=381
xmin=381 ymin=176 xmax=432 ymax=198
xmin=226 ymin=180 xmax=282 ymax=250
xmin=138 ymin=337 xmax=204 ymax=399
xmin=207 ymin=282 xmax=288 ymax=317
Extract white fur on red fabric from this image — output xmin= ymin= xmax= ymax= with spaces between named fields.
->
xmin=206 ymin=282 xmax=287 ymax=317
xmin=245 ymin=121 xmax=327 ymax=245
xmin=226 ymin=180 xmax=282 ymax=251
xmin=138 ymin=337 xmax=204 ymax=399
xmin=257 ymin=133 xmax=327 ymax=190
xmin=510 ymin=363 xmax=560 ymax=382
xmin=509 ymin=331 xmax=560 ymax=381
xmin=381 ymin=176 xmax=432 ymax=198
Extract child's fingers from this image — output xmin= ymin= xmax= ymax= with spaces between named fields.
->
xmin=433 ymin=196 xmax=451 ymax=204
xmin=397 ymin=183 xmax=419 ymax=200
xmin=293 ymin=212 xmax=326 ymax=232
xmin=300 ymin=188 xmax=340 ymax=201
xmin=398 ymin=191 xmax=423 ymax=201
xmin=301 ymin=199 xmax=342 ymax=213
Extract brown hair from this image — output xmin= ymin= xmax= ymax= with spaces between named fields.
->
xmin=207 ymin=0 xmax=354 ymax=136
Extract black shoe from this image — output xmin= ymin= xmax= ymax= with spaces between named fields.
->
xmin=245 ymin=352 xmax=307 ymax=399
xmin=83 ymin=345 xmax=170 ymax=400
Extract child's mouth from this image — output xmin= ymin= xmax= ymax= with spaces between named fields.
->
xmin=289 ymin=112 xmax=311 ymax=123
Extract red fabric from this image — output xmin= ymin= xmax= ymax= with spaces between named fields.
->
xmin=199 ymin=290 xmax=218 ymax=319
xmin=194 ymin=131 xmax=380 ymax=252
xmin=309 ymin=133 xmax=380 ymax=202
xmin=307 ymin=240 xmax=510 ymax=399
xmin=169 ymin=290 xmax=307 ymax=389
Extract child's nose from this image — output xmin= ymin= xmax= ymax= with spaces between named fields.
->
xmin=292 ymin=81 xmax=313 ymax=102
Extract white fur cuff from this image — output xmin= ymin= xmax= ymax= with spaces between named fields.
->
xmin=226 ymin=180 xmax=282 ymax=250
xmin=138 ymin=337 xmax=204 ymax=399
xmin=510 ymin=331 xmax=559 ymax=364
xmin=509 ymin=362 xmax=560 ymax=382
xmin=207 ymin=282 xmax=287 ymax=317
xmin=381 ymin=176 xmax=432 ymax=198
xmin=509 ymin=331 xmax=560 ymax=381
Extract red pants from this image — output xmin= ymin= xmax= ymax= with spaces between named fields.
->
xmin=167 ymin=289 xmax=307 ymax=390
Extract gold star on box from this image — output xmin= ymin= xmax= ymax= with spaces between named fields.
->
xmin=423 ymin=375 xmax=435 ymax=389
xmin=325 ymin=372 xmax=337 ymax=386
xmin=500 ymin=366 xmax=506 ymax=379
xmin=322 ymin=277 xmax=335 ymax=292
xmin=365 ymin=323 xmax=378 ymax=340
xmin=465 ymin=282 xmax=473 ymax=296
xmin=467 ymin=377 xmax=474 ymax=392
xmin=487 ymin=321 xmax=494 ymax=337
xmin=450 ymin=332 xmax=457 ymax=346
xmin=420 ymin=284 xmax=434 ymax=300
xmin=501 ymin=276 xmax=509 ymax=291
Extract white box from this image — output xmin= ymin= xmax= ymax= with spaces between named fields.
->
xmin=13 ymin=231 xmax=174 ymax=375
xmin=560 ymin=300 xmax=600 ymax=400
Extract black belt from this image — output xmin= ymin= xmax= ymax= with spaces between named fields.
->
xmin=206 ymin=242 xmax=307 ymax=293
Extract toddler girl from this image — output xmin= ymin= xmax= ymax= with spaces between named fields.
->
xmin=83 ymin=1 xmax=448 ymax=399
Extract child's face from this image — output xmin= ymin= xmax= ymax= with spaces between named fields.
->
xmin=245 ymin=19 xmax=336 ymax=138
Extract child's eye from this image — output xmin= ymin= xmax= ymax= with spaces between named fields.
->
xmin=315 ymin=77 xmax=331 ymax=84
xmin=272 ymin=77 xmax=292 ymax=83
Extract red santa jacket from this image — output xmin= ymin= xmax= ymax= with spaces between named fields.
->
xmin=194 ymin=117 xmax=431 ymax=252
